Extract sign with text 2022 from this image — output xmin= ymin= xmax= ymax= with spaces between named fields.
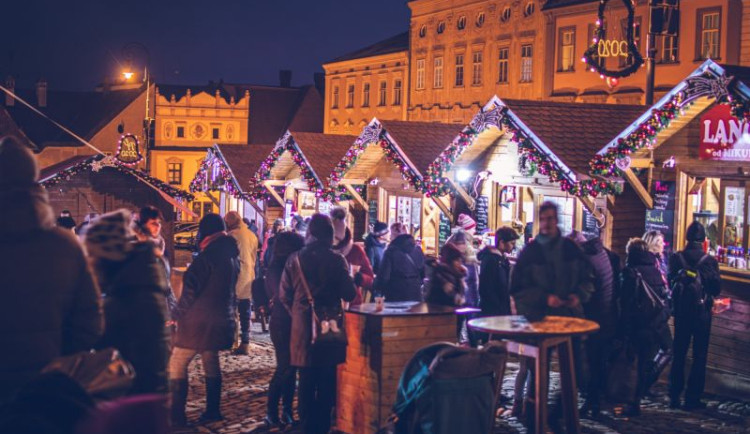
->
xmin=700 ymin=104 xmax=750 ymax=161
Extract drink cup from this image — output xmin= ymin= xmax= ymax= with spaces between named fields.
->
xmin=375 ymin=296 xmax=385 ymax=312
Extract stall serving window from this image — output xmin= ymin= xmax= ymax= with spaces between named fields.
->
xmin=544 ymin=195 xmax=576 ymax=236
xmin=387 ymin=194 xmax=422 ymax=237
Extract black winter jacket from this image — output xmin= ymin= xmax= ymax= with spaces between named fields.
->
xmin=621 ymin=249 xmax=670 ymax=336
xmin=478 ymin=247 xmax=512 ymax=316
xmin=668 ymin=242 xmax=721 ymax=315
xmin=364 ymin=234 xmax=387 ymax=275
xmin=98 ymin=243 xmax=170 ymax=394
xmin=374 ymin=235 xmax=425 ymax=302
xmin=174 ymin=235 xmax=239 ymax=351
xmin=581 ymin=238 xmax=618 ymax=337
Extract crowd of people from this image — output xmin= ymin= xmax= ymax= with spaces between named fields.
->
xmin=0 ymin=134 xmax=724 ymax=433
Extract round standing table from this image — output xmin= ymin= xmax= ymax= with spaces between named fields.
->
xmin=468 ymin=315 xmax=599 ymax=434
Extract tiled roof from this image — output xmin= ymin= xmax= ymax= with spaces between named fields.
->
xmin=39 ymin=155 xmax=93 ymax=181
xmin=328 ymin=32 xmax=409 ymax=64
xmin=503 ymin=99 xmax=644 ymax=174
xmin=380 ymin=120 xmax=466 ymax=176
xmin=541 ymin=0 xmax=596 ymax=11
xmin=215 ymin=144 xmax=276 ymax=189
xmin=290 ymin=132 xmax=356 ymax=184
xmin=4 ymin=88 xmax=143 ymax=149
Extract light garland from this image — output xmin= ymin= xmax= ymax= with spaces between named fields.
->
xmin=247 ymin=136 xmax=325 ymax=201
xmin=190 ymin=154 xmax=247 ymax=200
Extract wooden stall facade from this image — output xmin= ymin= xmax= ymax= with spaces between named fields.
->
xmin=595 ymin=60 xmax=750 ymax=399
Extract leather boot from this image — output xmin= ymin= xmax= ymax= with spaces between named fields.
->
xmin=232 ymin=343 xmax=249 ymax=356
xmin=198 ymin=376 xmax=223 ymax=423
xmin=169 ymin=379 xmax=190 ymax=427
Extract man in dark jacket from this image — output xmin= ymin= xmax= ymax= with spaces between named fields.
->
xmin=364 ymin=221 xmax=389 ymax=274
xmin=668 ymin=222 xmax=720 ymax=410
xmin=478 ymin=226 xmax=519 ymax=317
xmin=0 ymin=137 xmax=103 ymax=403
xmin=374 ymin=222 xmax=426 ymax=302
xmin=169 ymin=214 xmax=239 ymax=426
xmin=281 ymin=214 xmax=356 ymax=434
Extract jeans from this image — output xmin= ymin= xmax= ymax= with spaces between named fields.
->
xmin=634 ymin=325 xmax=672 ymax=402
xmin=299 ymin=366 xmax=337 ymax=434
xmin=268 ymin=322 xmax=296 ymax=416
xmin=238 ymin=299 xmax=251 ymax=344
xmin=670 ymin=311 xmax=712 ymax=403
xmin=169 ymin=347 xmax=221 ymax=380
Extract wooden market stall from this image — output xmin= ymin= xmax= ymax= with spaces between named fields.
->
xmin=420 ymin=96 xmax=643 ymax=253
xmin=592 ymin=60 xmax=750 ymax=399
xmin=40 ymin=154 xmax=194 ymax=263
xmin=326 ymin=119 xmax=465 ymax=255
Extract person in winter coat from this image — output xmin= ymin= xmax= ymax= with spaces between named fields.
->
xmin=263 ymin=232 xmax=305 ymax=428
xmin=364 ymin=221 xmax=389 ymax=274
xmin=169 ymin=214 xmax=239 ymax=426
xmin=568 ymin=232 xmax=619 ymax=417
xmin=447 ymin=229 xmax=479 ymax=307
xmin=133 ymin=206 xmax=177 ymax=321
xmin=331 ymin=206 xmax=374 ymax=305
xmin=263 ymin=218 xmax=285 ymax=268
xmin=643 ymin=230 xmax=669 ymax=284
xmin=374 ymin=222 xmax=426 ymax=302
xmin=425 ymin=243 xmax=467 ymax=307
xmin=84 ymin=209 xmax=170 ymax=396
xmin=668 ymin=222 xmax=721 ymax=410
xmin=280 ymin=214 xmax=357 ymax=434
xmin=478 ymin=226 xmax=519 ymax=317
xmin=620 ymin=238 xmax=673 ymax=416
xmin=0 ymin=137 xmax=103 ymax=403
xmin=225 ymin=211 xmax=259 ymax=355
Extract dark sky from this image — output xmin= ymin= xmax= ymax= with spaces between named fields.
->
xmin=2 ymin=0 xmax=410 ymax=91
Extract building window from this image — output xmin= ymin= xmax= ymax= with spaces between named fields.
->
xmin=346 ymin=84 xmax=354 ymax=108
xmin=167 ymin=162 xmax=182 ymax=185
xmin=434 ymin=57 xmax=444 ymax=88
xmin=419 ymin=25 xmax=427 ymax=38
xmin=500 ymin=7 xmax=512 ymax=23
xmin=362 ymin=83 xmax=370 ymax=107
xmin=472 ymin=51 xmax=483 ymax=85
xmin=658 ymin=34 xmax=679 ymax=63
xmin=393 ymin=79 xmax=402 ymax=105
xmin=520 ymin=44 xmax=533 ymax=82
xmin=455 ymin=54 xmax=465 ymax=87
xmin=331 ymin=86 xmax=339 ymax=109
xmin=524 ymin=2 xmax=535 ymax=17
xmin=498 ymin=47 xmax=509 ymax=83
xmin=212 ymin=127 xmax=220 ymax=140
xmin=457 ymin=16 xmax=466 ymax=30
xmin=379 ymin=81 xmax=387 ymax=106
xmin=697 ymin=8 xmax=721 ymax=60
xmin=176 ymin=126 xmax=185 ymax=138
xmin=558 ymin=27 xmax=576 ymax=72
xmin=437 ymin=21 xmax=445 ymax=34
xmin=620 ymin=16 xmax=642 ymax=67
xmin=416 ymin=58 xmax=425 ymax=90
xmin=476 ymin=12 xmax=485 ymax=27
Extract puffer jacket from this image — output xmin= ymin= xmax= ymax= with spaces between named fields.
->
xmin=0 ymin=186 xmax=103 ymax=402
xmin=581 ymin=238 xmax=618 ymax=337
xmin=229 ymin=222 xmax=259 ymax=299
xmin=374 ymin=234 xmax=426 ymax=302
xmin=97 ymin=242 xmax=170 ymax=394
xmin=478 ymin=247 xmax=512 ymax=316
xmin=174 ymin=235 xmax=239 ymax=351
xmin=621 ymin=248 xmax=670 ymax=335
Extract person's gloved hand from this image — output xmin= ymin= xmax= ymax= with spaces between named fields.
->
xmin=353 ymin=271 xmax=363 ymax=287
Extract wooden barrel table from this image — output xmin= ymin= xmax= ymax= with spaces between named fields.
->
xmin=336 ymin=302 xmax=457 ymax=434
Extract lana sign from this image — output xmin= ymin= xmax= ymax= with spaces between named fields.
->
xmin=700 ymin=104 xmax=750 ymax=161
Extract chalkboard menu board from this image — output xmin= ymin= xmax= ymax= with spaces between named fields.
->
xmin=368 ymin=200 xmax=378 ymax=229
xmin=645 ymin=180 xmax=676 ymax=253
xmin=474 ymin=196 xmax=489 ymax=233
xmin=439 ymin=212 xmax=451 ymax=249
xmin=582 ymin=208 xmax=601 ymax=239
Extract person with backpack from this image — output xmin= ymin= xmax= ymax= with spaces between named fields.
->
xmin=668 ymin=221 xmax=721 ymax=410
xmin=619 ymin=238 xmax=672 ymax=416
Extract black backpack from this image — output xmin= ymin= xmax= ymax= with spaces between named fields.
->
xmin=671 ymin=253 xmax=709 ymax=316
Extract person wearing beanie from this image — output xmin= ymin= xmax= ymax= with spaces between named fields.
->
xmin=84 ymin=209 xmax=171 ymax=396
xmin=0 ymin=136 xmax=103 ymax=402
xmin=280 ymin=213 xmax=356 ymax=434
xmin=331 ymin=206 xmax=374 ymax=305
xmin=373 ymin=222 xmax=426 ymax=302
xmin=447 ymin=229 xmax=479 ymax=308
xmin=56 ymin=210 xmax=77 ymax=232
xmin=457 ymin=213 xmax=477 ymax=235
xmin=668 ymin=221 xmax=720 ymax=410
xmin=425 ymin=242 xmax=467 ymax=307
xmin=169 ymin=213 xmax=239 ymax=426
xmin=364 ymin=220 xmax=389 ymax=274
xmin=224 ymin=211 xmax=259 ymax=355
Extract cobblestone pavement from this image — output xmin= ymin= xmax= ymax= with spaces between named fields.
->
xmin=178 ymin=324 xmax=750 ymax=434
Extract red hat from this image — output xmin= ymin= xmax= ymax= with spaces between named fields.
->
xmin=458 ymin=213 xmax=476 ymax=232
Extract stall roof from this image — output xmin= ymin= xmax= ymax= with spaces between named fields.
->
xmin=214 ymin=144 xmax=276 ymax=188
xmin=290 ymin=132 xmax=356 ymax=184
xmin=380 ymin=120 xmax=467 ymax=177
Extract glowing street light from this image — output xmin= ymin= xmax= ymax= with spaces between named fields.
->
xmin=122 ymin=70 xmax=135 ymax=81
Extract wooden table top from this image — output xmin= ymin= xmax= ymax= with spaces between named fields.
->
xmin=468 ymin=315 xmax=599 ymax=338
xmin=347 ymin=302 xmax=457 ymax=316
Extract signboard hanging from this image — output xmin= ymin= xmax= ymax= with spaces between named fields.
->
xmin=582 ymin=0 xmax=644 ymax=79
xmin=115 ymin=134 xmax=143 ymax=165
xmin=645 ymin=180 xmax=676 ymax=255
xmin=699 ymin=104 xmax=750 ymax=162
xmin=474 ymin=196 xmax=489 ymax=233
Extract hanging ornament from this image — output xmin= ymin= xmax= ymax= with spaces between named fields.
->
xmin=581 ymin=0 xmax=644 ymax=79
xmin=615 ymin=155 xmax=632 ymax=171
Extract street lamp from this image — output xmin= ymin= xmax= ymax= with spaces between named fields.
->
xmin=122 ymin=70 xmax=135 ymax=81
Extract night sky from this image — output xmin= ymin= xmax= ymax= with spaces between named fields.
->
xmin=2 ymin=0 xmax=410 ymax=91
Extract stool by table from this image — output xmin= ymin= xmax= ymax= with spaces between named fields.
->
xmin=468 ymin=315 xmax=599 ymax=434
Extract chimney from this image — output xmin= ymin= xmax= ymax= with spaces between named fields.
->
xmin=279 ymin=70 xmax=292 ymax=87
xmin=313 ymin=72 xmax=325 ymax=94
xmin=5 ymin=76 xmax=14 ymax=107
xmin=36 ymin=79 xmax=47 ymax=107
